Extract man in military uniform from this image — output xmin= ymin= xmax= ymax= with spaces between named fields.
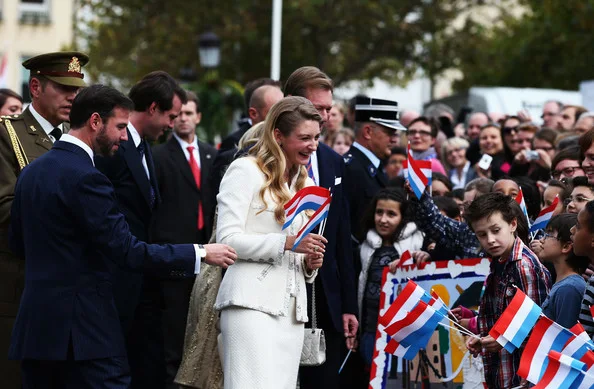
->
xmin=0 ymin=51 xmax=88 ymax=388
xmin=343 ymin=96 xmax=405 ymax=244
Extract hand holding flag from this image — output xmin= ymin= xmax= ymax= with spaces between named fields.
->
xmin=283 ymin=186 xmax=331 ymax=230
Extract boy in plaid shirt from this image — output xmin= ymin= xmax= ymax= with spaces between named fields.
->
xmin=464 ymin=193 xmax=551 ymax=388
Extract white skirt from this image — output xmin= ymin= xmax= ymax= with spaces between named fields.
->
xmin=220 ymin=297 xmax=304 ymax=389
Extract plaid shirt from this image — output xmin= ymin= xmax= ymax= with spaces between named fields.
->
xmin=410 ymin=194 xmax=482 ymax=259
xmin=477 ymin=238 xmax=551 ymax=388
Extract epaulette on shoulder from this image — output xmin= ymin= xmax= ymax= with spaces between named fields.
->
xmin=343 ymin=153 xmax=353 ymax=165
xmin=1 ymin=114 xmax=24 ymax=122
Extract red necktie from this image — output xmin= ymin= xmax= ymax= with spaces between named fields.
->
xmin=187 ymin=146 xmax=204 ymax=230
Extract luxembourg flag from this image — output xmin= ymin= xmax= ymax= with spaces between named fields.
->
xmin=384 ymin=300 xmax=444 ymax=360
xmin=489 ymin=288 xmax=542 ymax=353
xmin=518 ymin=315 xmax=574 ymax=384
xmin=574 ymin=350 xmax=594 ymax=389
xmin=561 ymin=323 xmax=594 ymax=361
xmin=530 ymin=196 xmax=559 ymax=232
xmin=290 ymin=197 xmax=331 ymax=251
xmin=283 ymin=186 xmax=331 ymax=229
xmin=515 ymin=187 xmax=532 ymax=231
xmin=406 ymin=143 xmax=431 ymax=199
xmin=533 ymin=351 xmax=587 ymax=389
xmin=379 ymin=280 xmax=433 ymax=327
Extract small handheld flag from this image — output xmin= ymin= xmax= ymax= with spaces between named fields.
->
xmin=283 ymin=186 xmax=331 ymax=230
xmin=291 ymin=197 xmax=331 ymax=251
xmin=532 ymin=350 xmax=586 ymax=389
xmin=406 ymin=143 xmax=431 ymax=199
xmin=515 ymin=187 xmax=532 ymax=231
xmin=489 ymin=288 xmax=542 ymax=353
xmin=530 ymin=196 xmax=559 ymax=232
xmin=518 ymin=315 xmax=574 ymax=384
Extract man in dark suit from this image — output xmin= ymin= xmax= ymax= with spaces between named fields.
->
xmin=9 ymin=84 xmax=236 ymax=389
xmin=94 ymin=71 xmax=185 ymax=389
xmin=284 ymin=66 xmax=358 ymax=389
xmin=218 ymin=77 xmax=281 ymax=152
xmin=211 ymin=83 xmax=283 ymax=198
xmin=343 ymin=96 xmax=406 ymax=244
xmin=0 ymin=51 xmax=88 ymax=388
xmin=150 ymin=91 xmax=217 ymax=388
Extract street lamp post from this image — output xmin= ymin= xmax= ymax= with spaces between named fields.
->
xmin=198 ymin=31 xmax=221 ymax=69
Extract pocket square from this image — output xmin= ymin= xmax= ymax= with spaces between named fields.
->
xmin=334 ymin=177 xmax=342 ymax=185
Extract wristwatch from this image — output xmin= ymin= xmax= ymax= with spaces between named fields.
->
xmin=197 ymin=244 xmax=207 ymax=261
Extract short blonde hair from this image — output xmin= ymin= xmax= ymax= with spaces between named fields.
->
xmin=441 ymin=137 xmax=469 ymax=169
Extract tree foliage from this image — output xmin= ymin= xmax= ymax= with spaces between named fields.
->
xmin=453 ymin=0 xmax=594 ymax=91
xmin=76 ymin=0 xmax=479 ymax=90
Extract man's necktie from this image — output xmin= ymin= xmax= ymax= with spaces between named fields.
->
xmin=50 ymin=127 xmax=62 ymax=141
xmin=137 ymin=140 xmax=156 ymax=209
xmin=187 ymin=146 xmax=204 ymax=230
xmin=306 ymin=157 xmax=316 ymax=184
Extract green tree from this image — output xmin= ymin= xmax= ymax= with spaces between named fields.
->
xmin=76 ymin=0 xmax=480 ymax=90
xmin=453 ymin=0 xmax=594 ymax=91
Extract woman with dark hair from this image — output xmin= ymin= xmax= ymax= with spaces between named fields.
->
xmin=510 ymin=125 xmax=555 ymax=182
xmin=0 ymin=88 xmax=23 ymax=116
xmin=476 ymin=124 xmax=510 ymax=180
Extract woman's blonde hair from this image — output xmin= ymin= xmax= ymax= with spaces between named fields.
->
xmin=249 ymin=96 xmax=322 ymax=224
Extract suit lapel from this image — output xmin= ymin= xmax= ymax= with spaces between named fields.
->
xmin=121 ymin=129 xmax=152 ymax=207
xmin=198 ymin=141 xmax=214 ymax=189
xmin=21 ymin=108 xmax=52 ymax=151
xmin=168 ymin=138 xmax=198 ymax=192
xmin=145 ymin=140 xmax=160 ymax=204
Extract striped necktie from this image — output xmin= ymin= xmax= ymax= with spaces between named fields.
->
xmin=306 ymin=157 xmax=316 ymax=184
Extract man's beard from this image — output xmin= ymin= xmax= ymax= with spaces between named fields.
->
xmin=94 ymin=125 xmax=117 ymax=157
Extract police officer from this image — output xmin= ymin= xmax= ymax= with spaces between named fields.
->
xmin=343 ymin=96 xmax=405 ymax=244
xmin=0 ymin=51 xmax=88 ymax=388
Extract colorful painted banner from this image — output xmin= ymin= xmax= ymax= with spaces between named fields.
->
xmin=369 ymin=258 xmax=490 ymax=389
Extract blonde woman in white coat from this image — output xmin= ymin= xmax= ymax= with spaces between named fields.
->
xmin=215 ymin=96 xmax=327 ymax=389
xmin=356 ymin=188 xmax=428 ymax=375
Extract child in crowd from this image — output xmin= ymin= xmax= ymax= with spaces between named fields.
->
xmin=566 ymin=176 xmax=594 ymax=215
xmin=331 ymin=127 xmax=354 ymax=155
xmin=538 ymin=213 xmax=588 ymax=328
xmin=385 ymin=146 xmax=406 ymax=180
xmin=464 ymin=192 xmax=551 ymax=388
xmin=357 ymin=188 xmax=426 ymax=369
xmin=571 ymin=201 xmax=594 ymax=337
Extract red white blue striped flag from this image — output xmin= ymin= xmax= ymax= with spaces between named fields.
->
xmin=283 ymin=186 xmax=331 ymax=230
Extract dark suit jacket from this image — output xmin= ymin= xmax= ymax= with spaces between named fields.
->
xmin=95 ymin=129 xmax=160 ymax=241
xmin=343 ymin=145 xmax=387 ymax=242
xmin=312 ymin=143 xmax=358 ymax=332
xmin=151 ymin=137 xmax=216 ymax=246
xmin=8 ymin=141 xmax=195 ymax=361
xmin=218 ymin=118 xmax=251 ymax=153
xmin=94 ymin=129 xmax=160 ymax=323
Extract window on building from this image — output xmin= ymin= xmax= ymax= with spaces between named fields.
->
xmin=19 ymin=0 xmax=51 ymax=24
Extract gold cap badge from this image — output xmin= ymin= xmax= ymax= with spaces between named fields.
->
xmin=68 ymin=57 xmax=81 ymax=74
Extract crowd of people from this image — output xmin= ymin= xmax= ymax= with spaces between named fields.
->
xmin=2 ymin=50 xmax=594 ymax=389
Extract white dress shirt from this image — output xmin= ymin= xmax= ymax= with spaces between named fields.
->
xmin=173 ymin=132 xmax=201 ymax=167
xmin=353 ymin=141 xmax=380 ymax=168
xmin=29 ymin=104 xmax=64 ymax=142
xmin=127 ymin=122 xmax=150 ymax=180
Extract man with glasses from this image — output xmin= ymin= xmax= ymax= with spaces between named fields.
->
xmin=551 ymin=146 xmax=585 ymax=180
xmin=343 ymin=96 xmax=406 ymax=243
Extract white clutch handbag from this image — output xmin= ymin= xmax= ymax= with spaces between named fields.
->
xmin=300 ymin=281 xmax=327 ymax=366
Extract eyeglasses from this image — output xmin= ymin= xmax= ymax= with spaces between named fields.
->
xmin=407 ymin=129 xmax=432 ymax=137
xmin=541 ymin=112 xmax=558 ymax=119
xmin=502 ymin=126 xmax=518 ymax=135
xmin=541 ymin=232 xmax=560 ymax=241
xmin=551 ymin=166 xmax=581 ymax=179
xmin=564 ymin=195 xmax=594 ymax=206
xmin=535 ymin=146 xmax=555 ymax=152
